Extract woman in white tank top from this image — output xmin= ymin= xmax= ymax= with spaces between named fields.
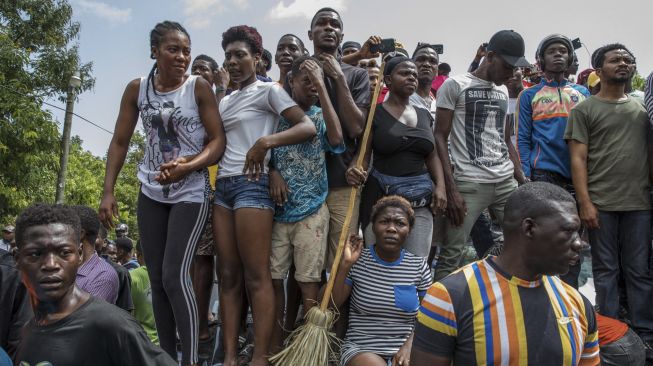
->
xmin=99 ymin=21 xmax=225 ymax=366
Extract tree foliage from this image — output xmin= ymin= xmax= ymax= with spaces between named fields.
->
xmin=0 ymin=0 xmax=102 ymax=224
xmin=111 ymin=131 xmax=145 ymax=240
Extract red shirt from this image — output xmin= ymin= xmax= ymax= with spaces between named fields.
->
xmin=596 ymin=313 xmax=629 ymax=346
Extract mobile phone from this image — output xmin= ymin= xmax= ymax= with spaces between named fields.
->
xmin=432 ymin=44 xmax=444 ymax=55
xmin=572 ymin=38 xmax=582 ymax=50
xmin=370 ymin=38 xmax=396 ymax=54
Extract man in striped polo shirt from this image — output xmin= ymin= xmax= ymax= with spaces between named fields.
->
xmin=411 ymin=182 xmax=599 ymax=365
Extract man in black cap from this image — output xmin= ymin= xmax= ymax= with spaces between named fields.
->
xmin=434 ymin=30 xmax=530 ymax=280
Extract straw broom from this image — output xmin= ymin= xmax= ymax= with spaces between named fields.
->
xmin=269 ymin=61 xmax=386 ymax=366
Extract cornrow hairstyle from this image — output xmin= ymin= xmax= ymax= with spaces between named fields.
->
xmin=279 ymin=33 xmax=306 ymax=54
xmin=221 ymin=25 xmax=263 ymax=56
xmin=193 ymin=54 xmax=219 ymax=71
xmin=310 ymin=7 xmax=343 ymax=29
xmin=592 ymin=43 xmax=635 ymax=69
xmin=370 ymin=195 xmax=415 ymax=228
xmin=147 ymin=21 xmax=191 ymax=109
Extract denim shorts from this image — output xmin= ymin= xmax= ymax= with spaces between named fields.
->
xmin=214 ymin=174 xmax=274 ymax=211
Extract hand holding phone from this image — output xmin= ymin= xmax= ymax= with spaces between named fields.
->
xmin=369 ymin=38 xmax=396 ymax=54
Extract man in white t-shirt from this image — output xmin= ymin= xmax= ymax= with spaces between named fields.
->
xmin=433 ymin=30 xmax=530 ymax=280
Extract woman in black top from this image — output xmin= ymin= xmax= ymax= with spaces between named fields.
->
xmin=347 ymin=56 xmax=446 ymax=257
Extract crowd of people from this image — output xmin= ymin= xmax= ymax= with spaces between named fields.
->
xmin=2 ymin=6 xmax=653 ymax=366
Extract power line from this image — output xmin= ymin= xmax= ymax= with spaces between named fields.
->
xmin=1 ymin=85 xmax=113 ymax=135
xmin=41 ymin=100 xmax=113 ymax=135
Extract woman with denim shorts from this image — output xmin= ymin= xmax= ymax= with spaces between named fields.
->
xmin=100 ymin=21 xmax=225 ymax=366
xmin=214 ymin=25 xmax=316 ymax=366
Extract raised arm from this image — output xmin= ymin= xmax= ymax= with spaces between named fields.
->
xmin=341 ymin=36 xmax=382 ymax=67
xmin=303 ymin=59 xmax=343 ymax=146
xmin=99 ymin=79 xmax=140 ymax=229
xmin=319 ymin=234 xmax=362 ymax=309
xmin=319 ymin=53 xmax=367 ymax=139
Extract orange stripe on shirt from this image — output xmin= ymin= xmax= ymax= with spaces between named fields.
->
xmin=532 ymin=112 xmax=569 ymax=121
xmin=478 ymin=262 xmax=503 ymax=364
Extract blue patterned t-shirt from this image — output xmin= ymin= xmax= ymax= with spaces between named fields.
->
xmin=271 ymin=105 xmax=345 ymax=222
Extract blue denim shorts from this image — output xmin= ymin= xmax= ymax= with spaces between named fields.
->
xmin=214 ymin=174 xmax=274 ymax=211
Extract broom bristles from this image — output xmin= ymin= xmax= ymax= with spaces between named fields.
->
xmin=269 ymin=306 xmax=340 ymax=366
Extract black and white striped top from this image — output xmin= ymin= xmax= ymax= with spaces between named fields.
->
xmin=343 ymin=246 xmax=432 ymax=358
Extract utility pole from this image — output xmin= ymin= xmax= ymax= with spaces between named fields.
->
xmin=55 ymin=71 xmax=82 ymax=204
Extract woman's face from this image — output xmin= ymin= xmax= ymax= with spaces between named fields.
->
xmin=153 ymin=31 xmax=191 ymax=79
xmin=225 ymin=40 xmax=259 ymax=84
xmin=373 ymin=206 xmax=411 ymax=253
xmin=385 ymin=61 xmax=418 ymax=98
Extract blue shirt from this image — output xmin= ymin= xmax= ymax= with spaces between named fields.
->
xmin=271 ymin=105 xmax=345 ymax=222
xmin=516 ymin=78 xmax=590 ymax=178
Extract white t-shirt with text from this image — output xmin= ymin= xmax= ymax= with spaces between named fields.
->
xmin=436 ymin=73 xmax=513 ymax=183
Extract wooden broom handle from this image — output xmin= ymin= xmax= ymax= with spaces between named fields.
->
xmin=320 ymin=62 xmax=386 ymax=311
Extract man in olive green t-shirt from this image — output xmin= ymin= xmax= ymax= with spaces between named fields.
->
xmin=565 ymin=43 xmax=653 ymax=354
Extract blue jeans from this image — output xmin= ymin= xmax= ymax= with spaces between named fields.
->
xmin=600 ymin=328 xmax=646 ymax=366
xmin=589 ymin=210 xmax=653 ymax=342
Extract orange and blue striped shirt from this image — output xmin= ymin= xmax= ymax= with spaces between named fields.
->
xmin=413 ymin=257 xmax=599 ymax=365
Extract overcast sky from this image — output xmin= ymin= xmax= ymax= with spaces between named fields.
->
xmin=54 ymin=0 xmax=653 ymax=157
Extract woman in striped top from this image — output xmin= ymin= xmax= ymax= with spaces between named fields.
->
xmin=327 ymin=196 xmax=432 ymax=366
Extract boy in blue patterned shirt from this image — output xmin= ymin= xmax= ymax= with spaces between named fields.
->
xmin=268 ymin=55 xmax=345 ymax=350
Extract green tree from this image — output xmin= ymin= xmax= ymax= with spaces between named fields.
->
xmin=632 ymin=71 xmax=645 ymax=92
xmin=111 ymin=131 xmax=145 ymax=240
xmin=0 ymin=0 xmax=95 ymax=223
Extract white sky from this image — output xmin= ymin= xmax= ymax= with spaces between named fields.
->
xmin=53 ymin=0 xmax=653 ymax=157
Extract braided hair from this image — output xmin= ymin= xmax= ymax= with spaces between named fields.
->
xmin=146 ymin=21 xmax=191 ymax=109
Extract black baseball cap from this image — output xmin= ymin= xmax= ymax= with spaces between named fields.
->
xmin=487 ymin=30 xmax=530 ymax=67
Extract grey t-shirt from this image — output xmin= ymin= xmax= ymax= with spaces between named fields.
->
xmin=564 ymin=96 xmax=651 ymax=211
xmin=436 ymin=73 xmax=513 ymax=183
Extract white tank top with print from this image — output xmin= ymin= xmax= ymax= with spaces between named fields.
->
xmin=136 ymin=74 xmax=208 ymax=203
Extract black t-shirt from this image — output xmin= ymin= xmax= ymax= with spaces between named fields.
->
xmin=371 ymin=104 xmax=434 ymax=176
xmin=360 ymin=104 xmax=435 ymax=230
xmin=107 ymin=258 xmax=134 ymax=312
xmin=0 ymin=250 xmax=31 ymax=359
xmin=282 ymin=58 xmax=370 ymax=187
xmin=15 ymin=297 xmax=176 ymax=366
